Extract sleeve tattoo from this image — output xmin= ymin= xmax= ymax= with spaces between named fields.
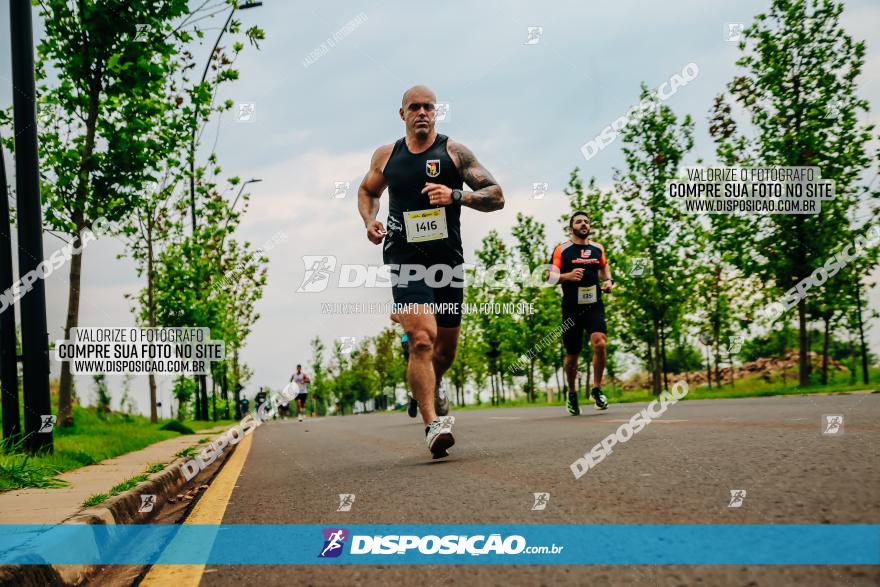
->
xmin=450 ymin=142 xmax=504 ymax=212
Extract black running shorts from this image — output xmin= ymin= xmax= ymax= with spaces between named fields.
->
xmin=383 ymin=244 xmax=464 ymax=328
xmin=562 ymin=304 xmax=607 ymax=355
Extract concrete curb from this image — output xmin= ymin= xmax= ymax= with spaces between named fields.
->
xmin=0 ymin=429 xmax=239 ymax=586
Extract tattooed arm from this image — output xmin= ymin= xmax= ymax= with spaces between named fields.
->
xmin=447 ymin=139 xmax=504 ymax=212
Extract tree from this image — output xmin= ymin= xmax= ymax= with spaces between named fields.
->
xmin=614 ymin=85 xmax=697 ymax=394
xmin=508 ymin=213 xmax=556 ymax=402
xmin=709 ymin=0 xmax=880 ymax=386
xmin=22 ymin=0 xmax=193 ymax=427
xmin=120 ymin=3 xmax=258 ymax=422
xmin=310 ymin=336 xmax=330 ymax=415
xmin=473 ymin=231 xmax=515 ymax=404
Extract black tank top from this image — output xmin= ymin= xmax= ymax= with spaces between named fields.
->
xmin=382 ymin=134 xmax=464 ymax=262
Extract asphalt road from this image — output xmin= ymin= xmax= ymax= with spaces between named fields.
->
xmin=136 ymin=393 xmax=879 ymax=586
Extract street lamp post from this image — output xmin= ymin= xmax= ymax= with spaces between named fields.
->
xmin=231 ymin=178 xmax=262 ymax=215
xmin=189 ymin=1 xmax=262 ymax=232
xmin=187 ymin=2 xmax=261 ymax=420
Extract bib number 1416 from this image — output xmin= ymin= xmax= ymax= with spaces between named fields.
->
xmin=404 ymin=208 xmax=448 ymax=243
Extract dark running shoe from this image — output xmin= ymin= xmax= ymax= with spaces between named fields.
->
xmin=591 ymin=387 xmax=608 ymax=410
xmin=566 ymin=391 xmax=580 ymax=416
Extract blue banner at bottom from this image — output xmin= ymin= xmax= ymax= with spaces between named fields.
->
xmin=0 ymin=525 xmax=877 ymax=565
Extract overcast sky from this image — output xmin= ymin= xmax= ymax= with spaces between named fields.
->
xmin=2 ymin=0 xmax=879 ymax=416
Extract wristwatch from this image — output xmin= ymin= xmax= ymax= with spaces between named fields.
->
xmin=451 ymin=189 xmax=463 ymax=203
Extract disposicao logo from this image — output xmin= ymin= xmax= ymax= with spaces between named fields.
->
xmin=319 ymin=528 xmax=348 ymax=558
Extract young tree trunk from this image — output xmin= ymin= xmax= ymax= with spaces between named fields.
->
xmin=528 ymin=361 xmax=535 ymax=402
xmin=705 ymin=345 xmax=712 ymax=390
xmin=821 ymin=317 xmax=831 ymax=385
xmin=659 ymin=319 xmax=669 ymax=392
xmin=713 ymin=339 xmax=721 ymax=387
xmin=222 ymin=368 xmax=229 ymax=420
xmin=854 ymin=279 xmax=869 ymax=384
xmin=199 ymin=375 xmax=209 ymax=420
xmin=489 ymin=370 xmax=496 ymax=406
xmin=797 ymin=299 xmax=810 ymax=387
xmin=193 ymin=376 xmax=201 ymax=420
xmin=554 ymin=358 xmax=561 ymax=399
xmin=651 ymin=320 xmax=662 ymax=395
xmin=57 ymin=218 xmax=85 ymax=427
xmin=233 ymin=351 xmax=242 ymax=418
xmin=147 ymin=217 xmax=158 ymax=423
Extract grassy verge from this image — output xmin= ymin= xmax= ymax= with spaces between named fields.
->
xmin=455 ymin=367 xmax=880 ymax=411
xmin=82 ymin=471 xmax=152 ymax=508
xmin=0 ymin=404 xmax=238 ymax=492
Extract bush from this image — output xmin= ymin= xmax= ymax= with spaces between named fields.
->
xmin=159 ymin=420 xmax=195 ymax=435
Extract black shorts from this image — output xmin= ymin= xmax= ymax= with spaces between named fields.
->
xmin=383 ymin=243 xmax=464 ymax=328
xmin=295 ymin=393 xmax=308 ymax=404
xmin=562 ymin=304 xmax=607 ymax=355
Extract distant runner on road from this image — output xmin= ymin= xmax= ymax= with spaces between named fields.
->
xmin=358 ymin=84 xmax=504 ymax=458
xmin=550 ymin=212 xmax=612 ymax=415
xmin=290 ymin=364 xmax=310 ymax=422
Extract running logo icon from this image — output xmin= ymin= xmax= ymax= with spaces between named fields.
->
xmin=332 ymin=181 xmax=351 ymax=199
xmin=727 ymin=335 xmax=744 ymax=355
xmin=531 ymin=182 xmax=549 ymax=200
xmin=531 ymin=492 xmax=550 ymax=511
xmin=297 ymin=256 xmax=337 ymax=293
xmin=629 ymin=257 xmax=648 ymax=277
xmin=426 ymin=159 xmax=440 ymax=178
xmin=435 ymin=103 xmax=450 ymax=122
xmin=524 ymin=26 xmax=543 ymax=45
xmin=728 ymin=489 xmax=747 ymax=508
xmin=38 ymin=415 xmax=56 ymax=433
xmin=138 ymin=494 xmax=156 ymax=513
xmin=338 ymin=338 xmax=358 ymax=355
xmin=337 ymin=493 xmax=356 ymax=511
xmin=822 ymin=414 xmax=844 ymax=435
xmin=318 ymin=528 xmax=348 ymax=558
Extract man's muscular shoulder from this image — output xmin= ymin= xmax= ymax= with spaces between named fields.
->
xmin=372 ymin=143 xmax=395 ymax=172
xmin=445 ymin=137 xmax=473 ymax=170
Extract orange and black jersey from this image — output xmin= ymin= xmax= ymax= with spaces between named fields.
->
xmin=550 ymin=240 xmax=607 ymax=308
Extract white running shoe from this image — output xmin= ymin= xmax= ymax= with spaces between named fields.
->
xmin=425 ymin=416 xmax=455 ymax=459
xmin=298 ymin=414 xmax=304 ymax=422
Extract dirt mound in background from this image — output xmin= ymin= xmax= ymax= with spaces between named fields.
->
xmin=620 ymin=350 xmax=848 ymax=391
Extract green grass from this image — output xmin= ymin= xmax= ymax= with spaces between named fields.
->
xmin=0 ymin=399 xmax=237 ymax=492
xmin=82 ymin=493 xmax=109 ymax=508
xmin=197 ymin=437 xmax=211 ymax=444
xmin=110 ymin=474 xmax=149 ymax=495
xmin=175 ymin=447 xmax=197 ymax=458
xmin=81 ymin=473 xmax=150 ymax=508
xmin=145 ymin=463 xmax=165 ymax=474
xmin=0 ymin=453 xmax=68 ymax=490
xmin=187 ymin=419 xmax=238 ymax=431
xmin=456 ymin=366 xmax=880 ymax=411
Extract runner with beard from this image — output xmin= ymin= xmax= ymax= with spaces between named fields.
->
xmin=358 ymin=85 xmax=504 ymax=458
xmin=550 ymin=212 xmax=612 ymax=415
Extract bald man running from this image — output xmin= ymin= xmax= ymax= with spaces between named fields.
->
xmin=359 ymin=85 xmax=504 ymax=459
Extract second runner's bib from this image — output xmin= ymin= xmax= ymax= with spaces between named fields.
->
xmin=577 ymin=285 xmax=598 ymax=305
